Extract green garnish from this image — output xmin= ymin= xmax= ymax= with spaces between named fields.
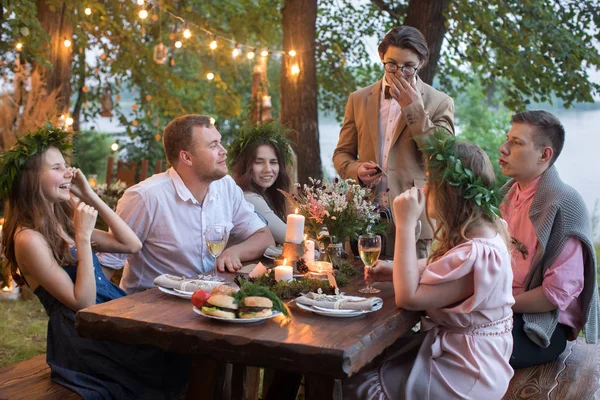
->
xmin=234 ymin=279 xmax=290 ymax=317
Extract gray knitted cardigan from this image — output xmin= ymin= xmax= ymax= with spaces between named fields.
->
xmin=502 ymin=166 xmax=600 ymax=347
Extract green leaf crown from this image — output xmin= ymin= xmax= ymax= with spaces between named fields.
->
xmin=227 ymin=121 xmax=295 ymax=170
xmin=420 ymin=129 xmax=500 ymax=219
xmin=0 ymin=124 xmax=73 ymax=199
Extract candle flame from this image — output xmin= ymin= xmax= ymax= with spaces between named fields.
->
xmin=304 ymin=234 xmax=307 ymax=241
xmin=295 ymin=208 xmax=298 ymax=214
xmin=283 ymin=258 xmax=287 ymax=266
xmin=2 ymin=286 xmax=10 ymax=292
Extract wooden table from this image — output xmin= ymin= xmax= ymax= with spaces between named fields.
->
xmin=75 ymin=267 xmax=419 ymax=399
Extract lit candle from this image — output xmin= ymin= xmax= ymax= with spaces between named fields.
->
xmin=262 ymin=95 xmax=272 ymax=108
xmin=274 ymin=259 xmax=293 ymax=282
xmin=285 ymin=209 xmax=305 ymax=244
xmin=303 ymin=235 xmax=315 ymax=264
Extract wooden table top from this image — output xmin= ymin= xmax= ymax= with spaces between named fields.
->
xmin=76 ymin=267 xmax=419 ymax=379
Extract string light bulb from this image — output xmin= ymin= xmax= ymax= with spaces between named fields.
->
xmin=291 ymin=64 xmax=300 ymax=75
xmin=63 ymin=39 xmax=71 ymax=48
xmin=288 ymin=50 xmax=297 ymax=57
xmin=247 ymin=50 xmax=255 ymax=59
xmin=137 ymin=0 xmax=144 ymax=4
xmin=207 ymin=72 xmax=215 ymax=80
xmin=111 ymin=142 xmax=119 ymax=152
xmin=175 ymin=40 xmax=182 ymax=48
xmin=183 ymin=28 xmax=191 ymax=39
xmin=210 ymin=117 xmax=216 ymax=125
xmin=139 ymin=9 xmax=148 ymax=19
xmin=84 ymin=7 xmax=92 ymax=15
xmin=209 ymin=40 xmax=217 ymax=50
xmin=65 ymin=117 xmax=74 ymax=126
xmin=15 ymin=42 xmax=23 ymax=51
xmin=232 ymin=47 xmax=240 ymax=58
xmin=261 ymin=50 xmax=269 ymax=57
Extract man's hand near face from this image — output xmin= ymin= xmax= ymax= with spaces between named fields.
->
xmin=386 ymin=72 xmax=422 ymax=109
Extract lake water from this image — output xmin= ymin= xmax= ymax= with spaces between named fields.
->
xmin=319 ymin=108 xmax=600 ymax=216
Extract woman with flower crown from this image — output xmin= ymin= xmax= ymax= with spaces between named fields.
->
xmin=228 ymin=122 xmax=294 ymax=244
xmin=343 ymin=131 xmax=515 ymax=399
xmin=0 ymin=127 xmax=188 ymax=399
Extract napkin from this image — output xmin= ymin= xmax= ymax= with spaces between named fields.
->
xmin=154 ymin=274 xmax=215 ymax=293
xmin=295 ymin=292 xmax=382 ymax=311
xmin=264 ymin=246 xmax=283 ymax=258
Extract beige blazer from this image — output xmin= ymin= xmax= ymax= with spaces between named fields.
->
xmin=332 ymin=77 xmax=455 ymax=239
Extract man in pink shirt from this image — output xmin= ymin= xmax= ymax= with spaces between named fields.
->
xmin=499 ymin=110 xmax=599 ymax=369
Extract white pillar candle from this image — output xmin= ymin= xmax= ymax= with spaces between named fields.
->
xmin=285 ymin=209 xmax=305 ymax=244
xmin=303 ymin=239 xmax=315 ymax=263
xmin=274 ymin=265 xmax=293 ymax=282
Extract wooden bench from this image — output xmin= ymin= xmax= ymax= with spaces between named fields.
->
xmin=0 ymin=354 xmax=81 ymax=400
xmin=503 ymin=337 xmax=600 ymax=399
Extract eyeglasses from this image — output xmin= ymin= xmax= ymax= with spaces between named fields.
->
xmin=383 ymin=62 xmax=419 ymax=77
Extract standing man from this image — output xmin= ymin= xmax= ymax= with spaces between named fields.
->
xmin=499 ymin=110 xmax=599 ymax=368
xmin=99 ymin=114 xmax=274 ymax=293
xmin=333 ymin=26 xmax=454 ymax=258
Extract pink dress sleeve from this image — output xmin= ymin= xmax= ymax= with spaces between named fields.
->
xmin=420 ymin=238 xmax=514 ymax=313
xmin=542 ymin=237 xmax=584 ymax=311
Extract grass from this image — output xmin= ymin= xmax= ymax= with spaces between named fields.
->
xmin=0 ymin=296 xmax=47 ymax=367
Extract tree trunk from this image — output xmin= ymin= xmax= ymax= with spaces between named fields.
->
xmin=36 ymin=0 xmax=73 ymax=114
xmin=403 ymin=0 xmax=450 ymax=85
xmin=280 ymin=0 xmax=322 ymax=184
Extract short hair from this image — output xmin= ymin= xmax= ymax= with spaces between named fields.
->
xmin=378 ymin=26 xmax=429 ymax=65
xmin=163 ymin=115 xmax=212 ymax=166
xmin=510 ymin=110 xmax=565 ymax=165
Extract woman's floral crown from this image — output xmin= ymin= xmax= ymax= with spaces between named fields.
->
xmin=0 ymin=124 xmax=72 ymax=199
xmin=420 ymin=129 xmax=500 ymax=219
xmin=227 ymin=121 xmax=295 ymax=170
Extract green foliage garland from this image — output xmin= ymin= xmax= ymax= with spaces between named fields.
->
xmin=226 ymin=121 xmax=295 ymax=170
xmin=0 ymin=125 xmax=72 ymax=199
xmin=420 ymin=129 xmax=500 ymax=219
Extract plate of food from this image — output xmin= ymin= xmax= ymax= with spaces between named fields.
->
xmin=193 ymin=293 xmax=281 ymax=323
xmin=158 ymin=286 xmax=193 ymax=299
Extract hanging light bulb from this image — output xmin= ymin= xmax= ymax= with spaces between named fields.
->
xmin=207 ymin=72 xmax=215 ymax=80
xmin=210 ymin=117 xmax=216 ymax=125
xmin=288 ymin=50 xmax=297 ymax=57
xmin=15 ymin=42 xmax=23 ymax=51
xmin=261 ymin=50 xmax=269 ymax=57
xmin=65 ymin=117 xmax=74 ymax=126
xmin=137 ymin=0 xmax=144 ymax=4
xmin=110 ymin=142 xmax=119 ymax=152
xmin=247 ymin=50 xmax=255 ymax=60
xmin=209 ymin=40 xmax=217 ymax=50
xmin=84 ymin=7 xmax=92 ymax=15
xmin=139 ymin=9 xmax=148 ymax=19
xmin=183 ymin=28 xmax=191 ymax=39
xmin=63 ymin=38 xmax=72 ymax=48
xmin=232 ymin=47 xmax=240 ymax=58
xmin=291 ymin=64 xmax=300 ymax=75
xmin=175 ymin=41 xmax=182 ymax=48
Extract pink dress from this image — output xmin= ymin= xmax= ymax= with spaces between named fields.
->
xmin=343 ymin=235 xmax=515 ymax=400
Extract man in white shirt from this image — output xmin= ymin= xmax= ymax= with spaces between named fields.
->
xmin=99 ymin=114 xmax=274 ymax=293
xmin=333 ymin=26 xmax=454 ymax=258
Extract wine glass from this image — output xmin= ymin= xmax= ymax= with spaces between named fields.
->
xmin=205 ymin=224 xmax=227 ymax=282
xmin=358 ymin=234 xmax=381 ymax=294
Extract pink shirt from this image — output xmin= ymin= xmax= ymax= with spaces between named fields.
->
xmin=500 ymin=177 xmax=584 ymax=337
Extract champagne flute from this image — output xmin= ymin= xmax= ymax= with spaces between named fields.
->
xmin=358 ymin=234 xmax=381 ymax=294
xmin=205 ymin=225 xmax=227 ymax=282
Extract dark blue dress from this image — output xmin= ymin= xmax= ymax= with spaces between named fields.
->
xmin=34 ymin=249 xmax=188 ymax=400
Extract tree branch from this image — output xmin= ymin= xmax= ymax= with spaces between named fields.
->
xmin=370 ymin=0 xmax=406 ymax=21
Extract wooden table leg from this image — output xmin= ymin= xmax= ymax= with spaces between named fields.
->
xmin=304 ymin=374 xmax=335 ymax=400
xmin=185 ymin=355 xmax=227 ymax=400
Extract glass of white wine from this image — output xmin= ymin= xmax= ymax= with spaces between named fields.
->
xmin=205 ymin=225 xmax=227 ymax=282
xmin=358 ymin=234 xmax=381 ymax=294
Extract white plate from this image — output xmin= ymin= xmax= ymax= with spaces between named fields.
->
xmin=158 ymin=286 xmax=193 ymax=299
xmin=295 ymin=298 xmax=383 ymax=318
xmin=192 ymin=306 xmax=281 ymax=323
xmin=262 ymin=246 xmax=283 ymax=260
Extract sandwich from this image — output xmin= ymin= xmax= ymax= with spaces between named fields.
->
xmin=201 ymin=294 xmax=239 ymax=319
xmin=211 ymin=284 xmax=239 ymax=296
xmin=238 ymin=296 xmax=273 ymax=319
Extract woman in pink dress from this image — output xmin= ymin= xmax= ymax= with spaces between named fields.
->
xmin=344 ymin=133 xmax=515 ymax=399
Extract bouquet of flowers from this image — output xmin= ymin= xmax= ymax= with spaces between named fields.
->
xmin=92 ymin=180 xmax=127 ymax=211
xmin=281 ymin=178 xmax=386 ymax=245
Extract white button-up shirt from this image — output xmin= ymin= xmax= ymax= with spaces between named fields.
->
xmin=97 ymin=168 xmax=266 ymax=293
xmin=377 ymin=75 xmax=402 ymax=207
